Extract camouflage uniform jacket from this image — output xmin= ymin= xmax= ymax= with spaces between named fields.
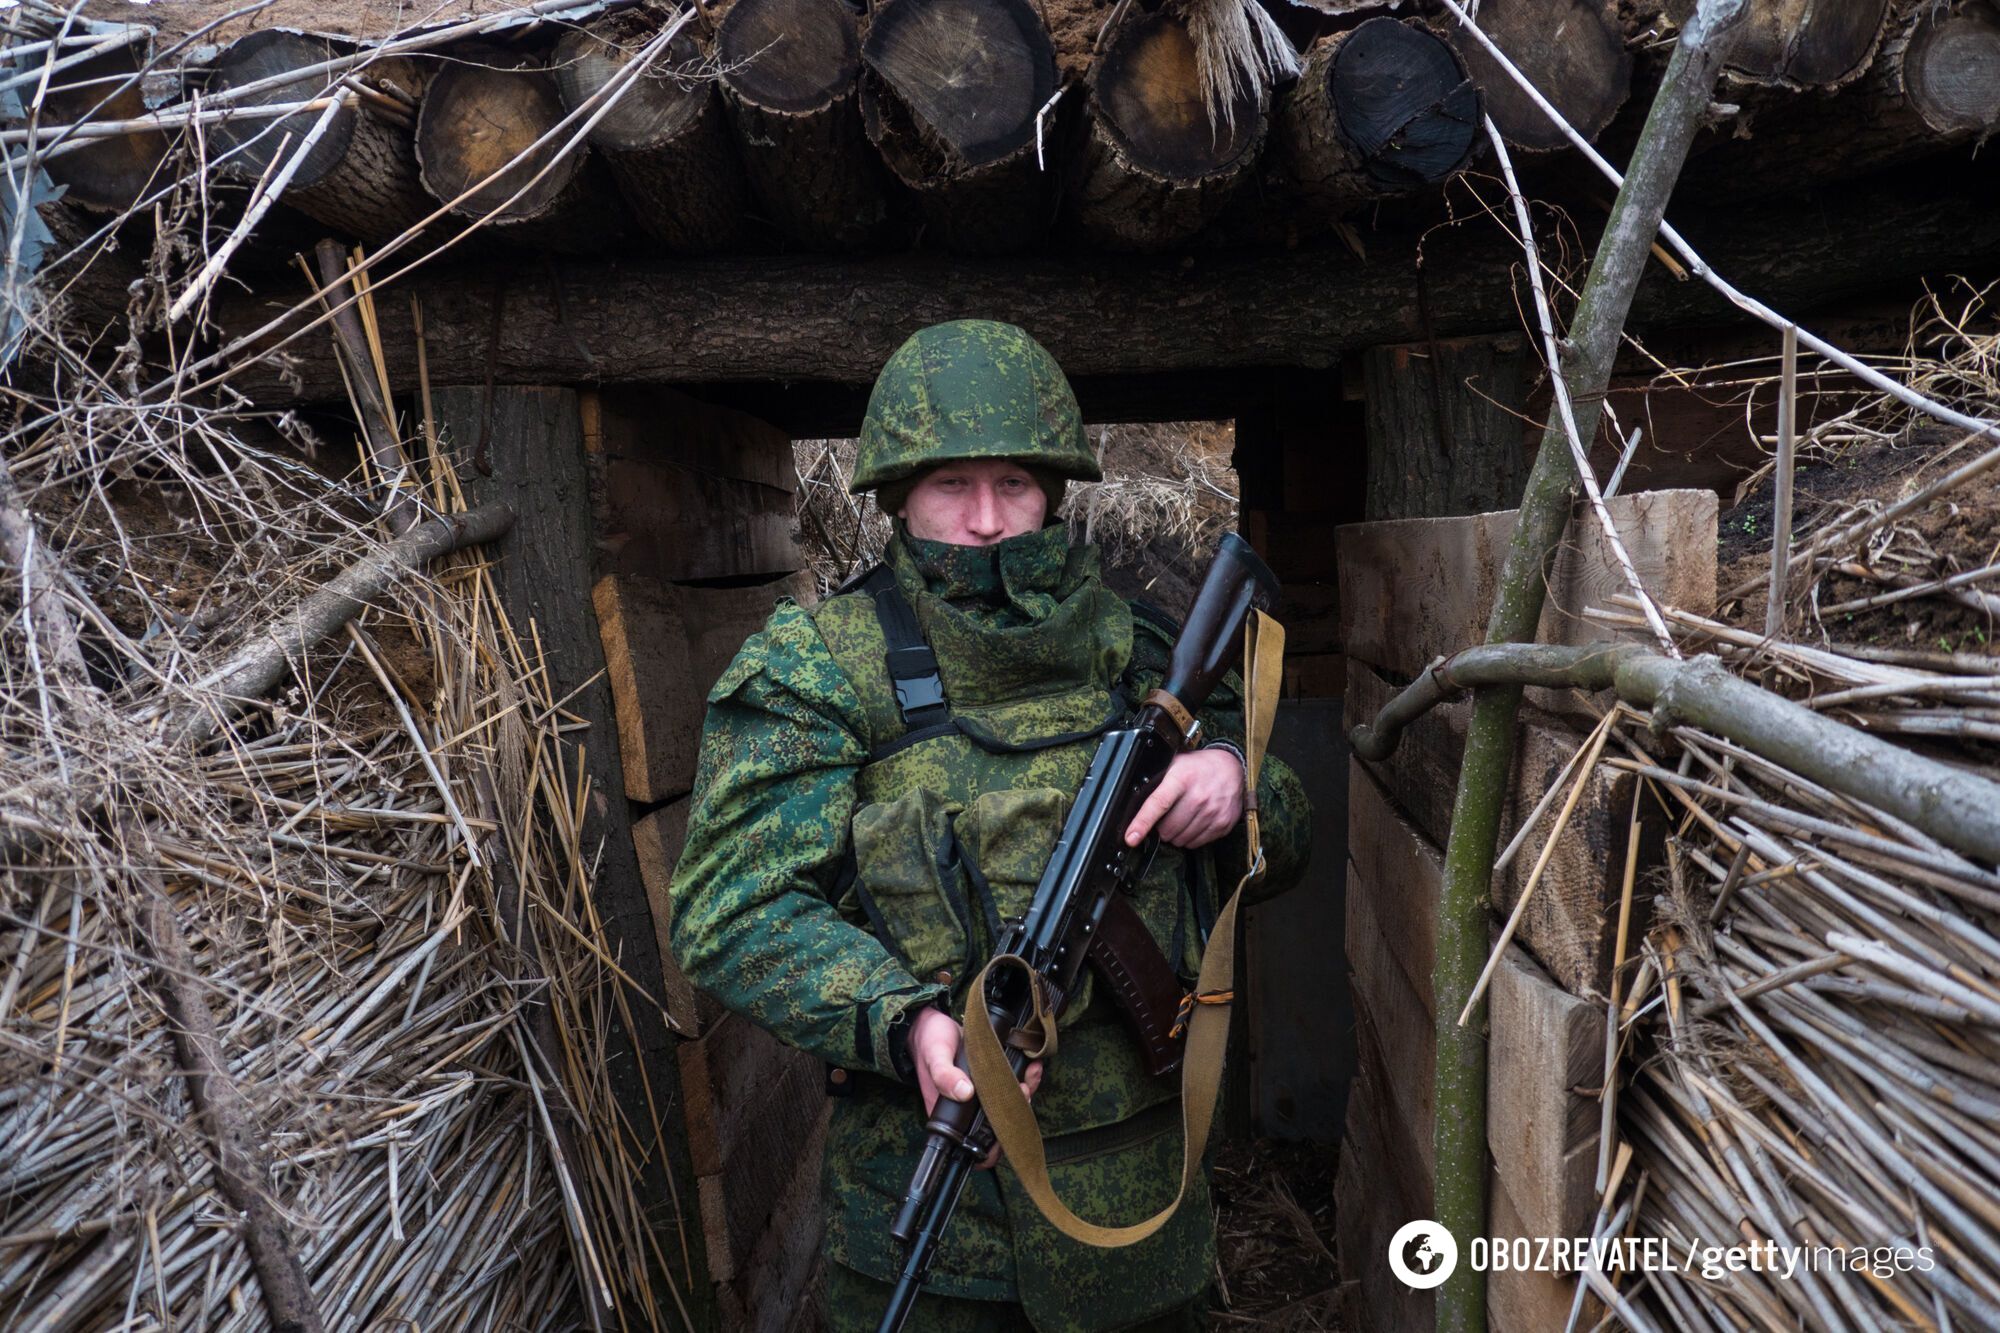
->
xmin=669 ymin=524 xmax=1310 ymax=1330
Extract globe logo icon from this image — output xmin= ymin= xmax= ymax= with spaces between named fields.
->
xmin=1388 ymin=1219 xmax=1459 ymax=1290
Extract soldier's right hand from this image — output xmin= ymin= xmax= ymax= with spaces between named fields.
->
xmin=910 ymin=1007 xmax=1043 ymax=1169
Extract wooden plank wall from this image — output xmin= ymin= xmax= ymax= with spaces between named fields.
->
xmin=582 ymin=386 xmax=827 ymax=1331
xmin=1333 ymin=489 xmax=1717 ymax=1332
xmin=439 ymin=386 xmax=719 ymax=1328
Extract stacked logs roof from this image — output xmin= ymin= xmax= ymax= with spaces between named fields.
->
xmin=32 ymin=0 xmax=2000 ymax=260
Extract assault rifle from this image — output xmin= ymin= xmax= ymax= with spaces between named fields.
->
xmin=876 ymin=531 xmax=1279 ymax=1333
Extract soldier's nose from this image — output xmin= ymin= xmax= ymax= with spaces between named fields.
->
xmin=967 ymin=487 xmax=1004 ymax=539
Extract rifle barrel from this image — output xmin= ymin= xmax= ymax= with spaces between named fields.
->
xmin=876 ymin=1152 xmax=975 ymax=1333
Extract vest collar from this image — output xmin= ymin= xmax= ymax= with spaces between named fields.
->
xmin=892 ymin=521 xmax=1087 ymax=623
xmin=885 ymin=524 xmax=1130 ymax=710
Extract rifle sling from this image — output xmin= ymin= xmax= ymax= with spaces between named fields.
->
xmin=963 ymin=608 xmax=1285 ymax=1248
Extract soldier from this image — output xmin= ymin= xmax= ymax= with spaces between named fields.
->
xmin=670 ymin=320 xmax=1310 ymax=1331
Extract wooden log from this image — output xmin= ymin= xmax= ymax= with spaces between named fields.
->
xmin=1894 ymin=0 xmax=2000 ymax=135
xmin=552 ymin=14 xmax=752 ymax=253
xmin=1447 ymin=0 xmax=1631 ymax=151
xmin=1645 ymin=0 xmax=1894 ymax=90
xmin=717 ymin=0 xmax=894 ymax=250
xmin=199 ymin=167 xmax=2000 ymax=402
xmin=415 ymin=48 xmax=626 ymax=251
xmin=860 ymin=0 xmax=1061 ymax=254
xmin=1275 ymin=18 xmax=1479 ymax=218
xmin=37 ymin=34 xmax=170 ymax=214
xmin=1363 ymin=335 xmax=1529 ymax=521
xmin=1679 ymin=0 xmax=2000 ymax=194
xmin=202 ymin=30 xmax=437 ymax=245
xmin=1068 ymin=12 xmax=1265 ymax=252
xmin=26 ymin=199 xmax=146 ymax=351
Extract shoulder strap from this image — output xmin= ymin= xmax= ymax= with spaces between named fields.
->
xmin=855 ymin=565 xmax=952 ymax=732
xmin=1128 ymin=597 xmax=1183 ymax=641
xmin=853 ymin=563 xmax=1128 ymax=760
xmin=964 ymin=608 xmax=1286 ymax=1249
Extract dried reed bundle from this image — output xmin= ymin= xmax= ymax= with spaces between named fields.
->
xmin=1 ymin=8 xmax=691 ymax=1328
xmin=1569 ymin=298 xmax=2000 ymax=1331
xmin=1066 ymin=421 xmax=1239 ymax=578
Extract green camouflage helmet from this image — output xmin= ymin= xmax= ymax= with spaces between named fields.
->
xmin=852 ymin=320 xmax=1100 ymax=493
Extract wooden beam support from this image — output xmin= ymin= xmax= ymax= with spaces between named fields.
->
xmin=1339 ymin=759 xmax=1602 ymax=1330
xmin=1363 ymin=335 xmax=1530 ymax=521
xmin=202 ymin=169 xmax=2000 ymax=403
xmin=438 ymin=385 xmax=716 ymax=1329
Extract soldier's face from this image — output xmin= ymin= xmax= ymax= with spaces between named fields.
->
xmin=899 ymin=459 xmax=1047 ymax=546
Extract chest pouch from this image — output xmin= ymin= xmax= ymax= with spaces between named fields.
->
xmin=847 ymin=787 xmax=1090 ymax=1019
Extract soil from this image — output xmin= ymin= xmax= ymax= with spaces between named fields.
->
xmin=88 ymin=1 xmax=531 ymax=48
xmin=1211 ymin=1138 xmax=1343 ymax=1330
xmin=1717 ymin=422 xmax=2000 ymax=654
xmin=101 ymin=0 xmax=1102 ymax=77
xmin=1042 ymin=0 xmax=1118 ymax=85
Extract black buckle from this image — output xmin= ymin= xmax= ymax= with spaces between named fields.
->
xmin=886 ymin=645 xmax=947 ymax=716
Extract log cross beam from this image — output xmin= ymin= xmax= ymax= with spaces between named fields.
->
xmin=194 ymin=165 xmax=2000 ymax=407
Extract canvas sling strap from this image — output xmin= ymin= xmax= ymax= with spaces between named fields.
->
xmin=962 ymin=608 xmax=1286 ymax=1247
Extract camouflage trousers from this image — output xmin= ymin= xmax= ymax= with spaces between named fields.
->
xmin=821 ymin=1262 xmax=1207 ymax=1333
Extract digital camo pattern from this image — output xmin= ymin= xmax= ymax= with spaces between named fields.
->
xmin=669 ymin=598 xmax=941 ymax=1082
xmin=669 ymin=524 xmax=1311 ymax=1327
xmin=852 ymin=320 xmax=1101 ymax=491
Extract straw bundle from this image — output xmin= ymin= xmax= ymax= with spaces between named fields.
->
xmin=0 ymin=381 xmax=684 ymax=1327
xmin=1564 ymin=288 xmax=2000 ymax=1331
xmin=1 ymin=18 xmax=689 ymax=1325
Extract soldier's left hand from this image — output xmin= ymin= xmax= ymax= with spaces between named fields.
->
xmin=1124 ymin=748 xmax=1244 ymax=850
